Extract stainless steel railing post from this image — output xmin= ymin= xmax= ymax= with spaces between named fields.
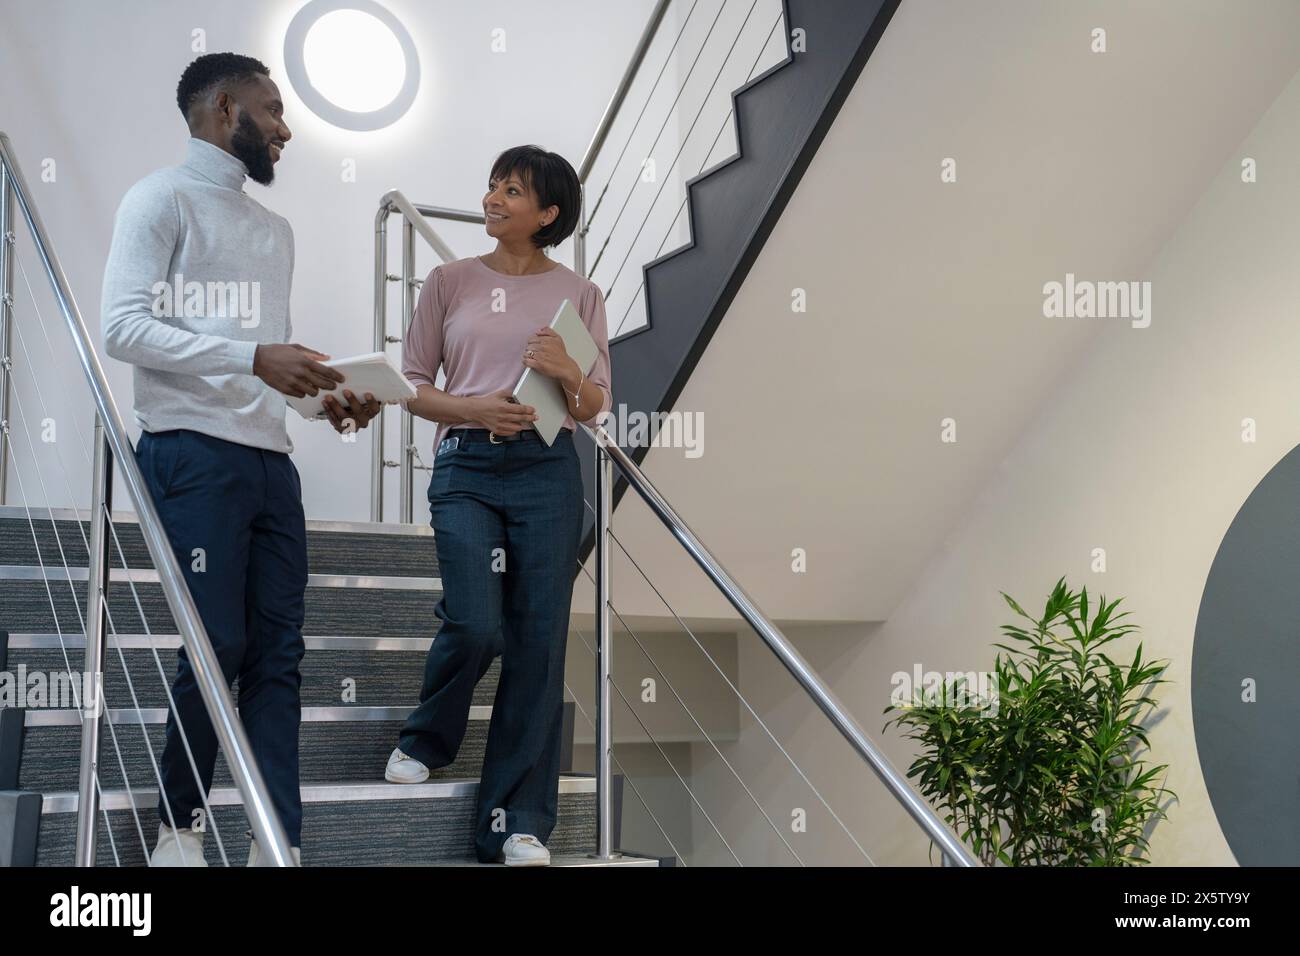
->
xmin=593 ymin=441 xmax=617 ymax=859
xmin=371 ymin=203 xmax=389 ymax=522
xmin=0 ymin=163 xmax=14 ymax=504
xmin=574 ymin=0 xmax=664 ymax=862
xmin=371 ymin=193 xmax=482 ymax=522
xmin=74 ymin=419 xmax=112 ymax=866
xmin=575 ymin=182 xmax=587 ymax=277
xmin=399 ymin=218 xmax=415 ymax=524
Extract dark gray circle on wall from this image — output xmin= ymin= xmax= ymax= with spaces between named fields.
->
xmin=1192 ymin=444 xmax=1300 ymax=865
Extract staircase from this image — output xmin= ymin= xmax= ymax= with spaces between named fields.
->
xmin=0 ymin=0 xmax=980 ymax=868
xmin=575 ymin=0 xmax=902 ymax=552
xmin=0 ymin=509 xmax=661 ymax=866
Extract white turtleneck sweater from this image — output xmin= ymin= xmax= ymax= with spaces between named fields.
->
xmin=101 ymin=137 xmax=294 ymax=453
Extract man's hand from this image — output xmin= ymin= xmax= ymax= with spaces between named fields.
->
xmin=323 ymin=389 xmax=382 ymax=435
xmin=253 ymin=344 xmax=345 ymax=398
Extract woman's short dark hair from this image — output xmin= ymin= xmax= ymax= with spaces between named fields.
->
xmin=489 ymin=145 xmax=580 ymax=249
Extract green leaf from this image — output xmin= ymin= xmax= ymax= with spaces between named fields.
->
xmin=900 ymin=577 xmax=1170 ymax=866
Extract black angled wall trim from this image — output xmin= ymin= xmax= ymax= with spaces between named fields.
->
xmin=0 ymin=791 xmax=42 ymax=867
xmin=0 ymin=707 xmax=22 ymax=792
xmin=612 ymin=772 xmax=624 ymax=847
xmin=559 ymin=699 xmax=575 ymax=773
xmin=573 ymin=0 xmax=902 ymax=567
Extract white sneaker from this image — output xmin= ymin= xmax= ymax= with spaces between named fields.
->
xmin=245 ymin=832 xmax=302 ymax=866
xmin=497 ymin=833 xmax=550 ymax=867
xmin=385 ymin=747 xmax=430 ymax=784
xmin=150 ymin=822 xmax=208 ymax=867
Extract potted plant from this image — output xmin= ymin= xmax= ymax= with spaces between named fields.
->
xmin=884 ymin=577 xmax=1176 ymax=865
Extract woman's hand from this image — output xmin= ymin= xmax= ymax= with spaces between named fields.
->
xmin=523 ymin=327 xmax=579 ymax=388
xmin=467 ymin=389 xmax=538 ymax=436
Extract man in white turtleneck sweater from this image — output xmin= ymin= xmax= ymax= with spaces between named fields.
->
xmin=101 ymin=52 xmax=381 ymax=867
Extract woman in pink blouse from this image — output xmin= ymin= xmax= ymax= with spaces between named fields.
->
xmin=384 ymin=146 xmax=612 ymax=866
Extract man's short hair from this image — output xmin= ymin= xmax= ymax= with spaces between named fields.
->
xmin=176 ymin=53 xmax=270 ymax=124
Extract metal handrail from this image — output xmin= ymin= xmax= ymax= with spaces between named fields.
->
xmin=581 ymin=420 xmax=982 ymax=867
xmin=371 ymin=190 xmax=484 ymax=522
xmin=578 ymin=0 xmax=672 ymax=183
xmin=0 ymin=130 xmax=296 ymax=866
xmin=0 ymin=161 xmax=14 ymax=504
xmin=575 ymin=0 xmax=671 ymax=279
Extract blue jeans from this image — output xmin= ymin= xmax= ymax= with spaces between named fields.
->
xmin=135 ymin=429 xmax=307 ymax=846
xmin=397 ymin=427 xmax=584 ymax=862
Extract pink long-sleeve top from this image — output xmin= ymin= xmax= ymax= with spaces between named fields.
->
xmin=402 ymin=255 xmax=614 ymax=470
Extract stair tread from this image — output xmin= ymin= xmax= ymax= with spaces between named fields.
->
xmin=0 ymin=510 xmax=439 ymax=578
xmin=0 ymin=564 xmax=437 ymax=588
xmin=19 ymin=704 xmax=487 ymax=724
xmin=425 ymin=853 xmax=659 ymax=868
xmin=39 ymin=774 xmax=598 ymax=813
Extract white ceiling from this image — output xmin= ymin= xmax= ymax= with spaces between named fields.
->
xmin=584 ymin=0 xmax=1300 ymax=624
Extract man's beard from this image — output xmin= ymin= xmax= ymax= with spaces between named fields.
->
xmin=230 ymin=111 xmax=275 ymax=185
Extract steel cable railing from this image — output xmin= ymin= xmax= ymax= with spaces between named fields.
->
xmin=17 ymin=251 xmax=237 ymax=866
xmin=6 ymin=322 xmax=141 ymax=864
xmin=573 ymin=503 xmax=875 ymax=864
xmin=572 ymin=558 xmax=797 ymax=865
xmin=583 ymin=0 xmax=786 ymax=342
xmin=584 ymin=0 xmax=729 ymax=280
xmin=574 ymin=561 xmax=806 ymax=868
xmin=558 ymin=668 xmax=687 ymax=865
xmin=582 ymin=0 xmax=702 ymax=231
xmin=612 ymin=8 xmax=785 ymax=338
xmin=581 ymin=421 xmax=982 ymax=866
xmin=0 ymin=130 xmax=294 ymax=866
xmin=12 ymin=256 xmax=226 ymax=866
xmin=1 ymin=392 xmax=129 ymax=866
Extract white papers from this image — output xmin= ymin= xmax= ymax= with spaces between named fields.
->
xmin=286 ymin=351 xmax=416 ymax=420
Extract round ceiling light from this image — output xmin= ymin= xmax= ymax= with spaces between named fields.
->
xmin=284 ymin=0 xmax=420 ymax=131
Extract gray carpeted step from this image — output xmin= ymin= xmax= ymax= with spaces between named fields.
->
xmin=0 ymin=579 xmax=440 ymax=637
xmin=2 ymin=506 xmax=616 ymax=867
xmin=2 ymin=640 xmax=492 ymax=710
xmin=18 ymin=716 xmax=498 ymax=792
xmin=0 ymin=511 xmax=439 ymax=578
xmin=34 ymin=778 xmax=606 ymax=866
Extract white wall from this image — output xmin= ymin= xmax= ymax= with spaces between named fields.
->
xmin=691 ymin=47 xmax=1300 ymax=868
xmin=579 ymin=0 xmax=1300 ymax=626
xmin=0 ymin=0 xmax=657 ymax=520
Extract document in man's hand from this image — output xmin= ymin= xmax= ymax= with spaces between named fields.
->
xmin=286 ymin=351 xmax=417 ymax=420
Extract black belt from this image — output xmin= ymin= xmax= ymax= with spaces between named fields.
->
xmin=452 ymin=427 xmax=540 ymax=445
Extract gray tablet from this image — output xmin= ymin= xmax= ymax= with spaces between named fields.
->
xmin=510 ymin=298 xmax=599 ymax=445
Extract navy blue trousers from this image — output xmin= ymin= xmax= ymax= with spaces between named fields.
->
xmin=135 ymin=429 xmax=307 ymax=846
xmin=397 ymin=427 xmax=583 ymax=863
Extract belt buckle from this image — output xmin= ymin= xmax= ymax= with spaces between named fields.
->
xmin=489 ymin=431 xmax=503 ymax=444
